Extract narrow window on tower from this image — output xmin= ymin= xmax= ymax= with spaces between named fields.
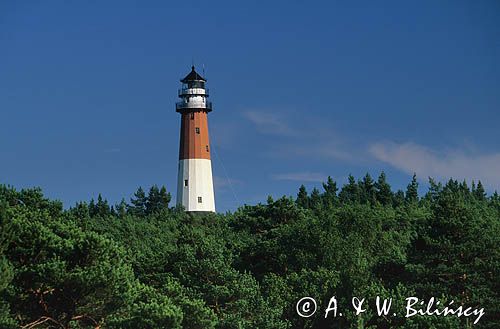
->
xmin=184 ymin=179 xmax=188 ymax=187
xmin=206 ymin=145 xmax=209 ymax=152
xmin=195 ymin=127 xmax=200 ymax=134
xmin=198 ymin=196 xmax=202 ymax=203
xmin=190 ymin=113 xmax=194 ymax=120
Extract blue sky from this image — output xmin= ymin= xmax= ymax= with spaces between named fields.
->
xmin=1 ymin=0 xmax=499 ymax=211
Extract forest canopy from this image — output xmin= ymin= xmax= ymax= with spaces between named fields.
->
xmin=0 ymin=174 xmax=499 ymax=328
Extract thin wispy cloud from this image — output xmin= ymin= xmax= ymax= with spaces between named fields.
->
xmin=269 ymin=143 xmax=355 ymax=162
xmin=313 ymin=143 xmax=353 ymax=161
xmin=213 ymin=175 xmax=242 ymax=190
xmin=272 ymin=172 xmax=326 ymax=182
xmin=243 ymin=111 xmax=295 ymax=136
xmin=243 ymin=110 xmax=356 ymax=162
xmin=369 ymin=141 xmax=500 ymax=189
xmin=244 ymin=110 xmax=500 ymax=190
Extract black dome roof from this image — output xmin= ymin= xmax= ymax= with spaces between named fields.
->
xmin=181 ymin=66 xmax=206 ymax=82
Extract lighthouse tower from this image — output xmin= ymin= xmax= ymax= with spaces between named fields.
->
xmin=176 ymin=66 xmax=216 ymax=212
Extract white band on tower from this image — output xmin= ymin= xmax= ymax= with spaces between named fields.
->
xmin=177 ymin=159 xmax=215 ymax=212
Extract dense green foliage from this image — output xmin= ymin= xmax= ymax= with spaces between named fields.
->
xmin=0 ymin=174 xmax=498 ymax=328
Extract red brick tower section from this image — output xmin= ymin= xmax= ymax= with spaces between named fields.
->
xmin=178 ymin=111 xmax=211 ymax=160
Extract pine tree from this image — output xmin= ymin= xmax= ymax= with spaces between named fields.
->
xmin=146 ymin=185 xmax=161 ymax=215
xmin=474 ymin=181 xmax=486 ymax=201
xmin=266 ymin=195 xmax=274 ymax=204
xmin=129 ymin=187 xmax=147 ymax=217
xmin=71 ymin=202 xmax=90 ymax=219
xmin=407 ymin=181 xmax=500 ymax=326
xmin=115 ymin=198 xmax=128 ymax=218
xmin=0 ymin=201 xmax=13 ymax=288
xmin=405 ymin=173 xmax=419 ymax=203
xmin=322 ymin=176 xmax=338 ymax=208
xmin=339 ymin=174 xmax=360 ymax=203
xmin=88 ymin=198 xmax=97 ymax=217
xmin=159 ymin=186 xmax=172 ymax=210
xmin=359 ymin=173 xmax=376 ymax=204
xmin=0 ymin=200 xmax=15 ymax=327
xmin=375 ymin=172 xmax=392 ymax=205
xmin=96 ymin=194 xmax=110 ymax=217
xmin=491 ymin=191 xmax=499 ymax=202
xmin=425 ymin=177 xmax=442 ymax=202
xmin=392 ymin=190 xmax=405 ymax=207
xmin=310 ymin=187 xmax=322 ymax=210
xmin=458 ymin=180 xmax=470 ymax=199
xmin=296 ymin=185 xmax=309 ymax=208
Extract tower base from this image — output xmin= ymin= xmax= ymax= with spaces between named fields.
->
xmin=176 ymin=158 xmax=216 ymax=212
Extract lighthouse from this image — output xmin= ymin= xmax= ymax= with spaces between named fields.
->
xmin=176 ymin=66 xmax=216 ymax=212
